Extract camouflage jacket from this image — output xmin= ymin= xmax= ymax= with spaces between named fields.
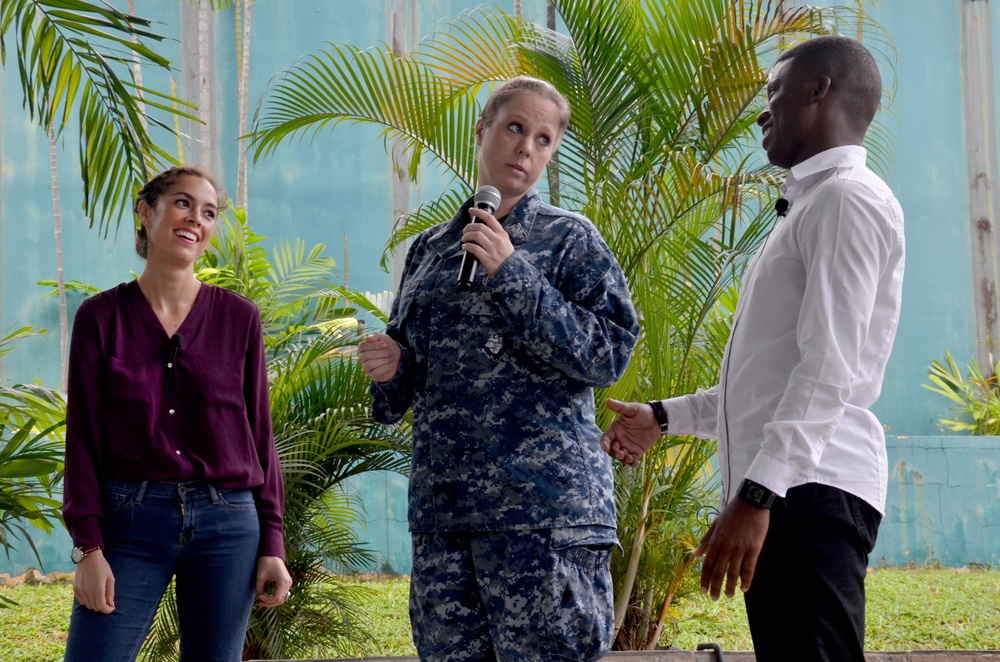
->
xmin=371 ymin=189 xmax=639 ymax=532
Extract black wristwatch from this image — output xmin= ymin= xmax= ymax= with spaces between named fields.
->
xmin=647 ymin=400 xmax=669 ymax=436
xmin=737 ymin=479 xmax=777 ymax=509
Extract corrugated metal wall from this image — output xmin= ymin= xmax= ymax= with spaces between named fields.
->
xmin=0 ymin=0 xmax=996 ymax=574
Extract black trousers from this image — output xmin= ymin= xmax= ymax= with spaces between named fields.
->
xmin=743 ymin=483 xmax=881 ymax=662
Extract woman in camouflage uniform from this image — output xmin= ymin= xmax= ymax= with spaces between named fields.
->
xmin=359 ymin=76 xmax=639 ymax=661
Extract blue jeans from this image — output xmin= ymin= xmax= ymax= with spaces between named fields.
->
xmin=64 ymin=480 xmax=260 ymax=662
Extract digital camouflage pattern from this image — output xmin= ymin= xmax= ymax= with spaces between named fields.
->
xmin=371 ymin=188 xmax=640 ymax=533
xmin=409 ymin=526 xmax=616 ymax=661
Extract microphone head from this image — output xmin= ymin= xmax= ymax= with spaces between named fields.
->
xmin=474 ymin=185 xmax=501 ymax=214
xmin=171 ymin=334 xmax=184 ymax=349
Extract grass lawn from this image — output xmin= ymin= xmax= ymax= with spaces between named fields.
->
xmin=3 ymin=566 xmax=999 ymax=660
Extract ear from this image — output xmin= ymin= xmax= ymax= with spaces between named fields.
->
xmin=474 ymin=118 xmax=485 ymax=147
xmin=811 ymin=75 xmax=832 ymax=104
xmin=136 ymin=200 xmax=150 ymax=225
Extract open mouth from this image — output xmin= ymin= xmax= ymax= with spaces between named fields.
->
xmin=175 ymin=229 xmax=199 ymax=243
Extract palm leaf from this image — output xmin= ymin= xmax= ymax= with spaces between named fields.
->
xmin=1 ymin=0 xmax=200 ymax=233
xmin=247 ymin=0 xmax=896 ymax=649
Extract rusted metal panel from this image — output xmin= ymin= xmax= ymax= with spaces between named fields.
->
xmin=961 ymin=0 xmax=1000 ymax=372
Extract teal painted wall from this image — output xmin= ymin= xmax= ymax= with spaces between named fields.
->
xmin=2 ymin=1 xmax=999 ymax=576
xmin=875 ymin=437 xmax=1000 ymax=568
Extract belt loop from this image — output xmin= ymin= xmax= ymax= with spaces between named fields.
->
xmin=208 ymin=484 xmax=220 ymax=504
xmin=135 ymin=479 xmax=149 ymax=505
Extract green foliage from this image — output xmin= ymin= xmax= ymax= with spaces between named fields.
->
xmin=136 ymin=212 xmax=411 ymax=660
xmin=248 ymin=0 xmax=892 ymax=650
xmin=9 ymin=568 xmax=1000 ymax=658
xmin=923 ymin=351 xmax=1000 ymax=435
xmin=0 ymin=328 xmax=66 ymax=595
xmin=0 ymin=0 xmax=199 ymax=233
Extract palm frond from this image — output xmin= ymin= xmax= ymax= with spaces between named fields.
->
xmin=1 ymin=0 xmax=199 ymax=233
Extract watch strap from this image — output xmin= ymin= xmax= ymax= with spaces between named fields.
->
xmin=647 ymin=400 xmax=669 ymax=436
xmin=737 ymin=479 xmax=777 ymax=509
xmin=71 ymin=545 xmax=102 ymax=564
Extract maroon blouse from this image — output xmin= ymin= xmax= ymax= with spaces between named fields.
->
xmin=62 ymin=280 xmax=285 ymax=559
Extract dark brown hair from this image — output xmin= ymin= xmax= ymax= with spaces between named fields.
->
xmin=134 ymin=166 xmax=227 ymax=259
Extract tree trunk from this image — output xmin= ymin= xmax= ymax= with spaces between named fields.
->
xmin=128 ymin=0 xmax=147 ymax=132
xmin=545 ymin=1 xmax=560 ymax=206
xmin=48 ymin=127 xmax=68 ymax=387
xmin=236 ymin=0 xmax=251 ymax=210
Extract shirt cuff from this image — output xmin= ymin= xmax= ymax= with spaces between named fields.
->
xmin=259 ymin=527 xmax=286 ymax=560
xmin=70 ymin=515 xmax=105 ymax=550
xmin=371 ymin=341 xmax=410 ymax=393
xmin=744 ymin=451 xmax=796 ymax=498
xmin=661 ymin=398 xmax=693 ymax=435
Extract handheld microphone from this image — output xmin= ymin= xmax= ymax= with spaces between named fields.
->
xmin=458 ymin=185 xmax=502 ymax=290
xmin=775 ymin=198 xmax=789 ymax=217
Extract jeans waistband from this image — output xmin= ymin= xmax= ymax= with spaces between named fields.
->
xmin=104 ymin=479 xmax=229 ymax=505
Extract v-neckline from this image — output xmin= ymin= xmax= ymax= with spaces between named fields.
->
xmin=129 ymin=279 xmax=207 ymax=341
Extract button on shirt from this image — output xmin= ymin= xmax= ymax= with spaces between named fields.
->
xmin=663 ymin=146 xmax=905 ymax=514
xmin=62 ymin=280 xmax=286 ymax=558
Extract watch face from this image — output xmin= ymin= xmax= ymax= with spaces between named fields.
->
xmin=71 ymin=547 xmax=84 ymax=563
xmin=747 ymin=486 xmax=765 ymax=502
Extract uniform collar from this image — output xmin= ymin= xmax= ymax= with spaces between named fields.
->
xmin=427 ymin=188 xmax=541 ymax=257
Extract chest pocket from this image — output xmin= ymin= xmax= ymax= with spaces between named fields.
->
xmin=458 ymin=289 xmax=513 ymax=367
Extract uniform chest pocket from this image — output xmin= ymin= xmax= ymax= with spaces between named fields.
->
xmin=457 ymin=290 xmax=514 ymax=366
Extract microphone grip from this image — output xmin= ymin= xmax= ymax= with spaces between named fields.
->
xmin=457 ymin=200 xmax=496 ymax=290
xmin=457 ymin=229 xmax=480 ymax=291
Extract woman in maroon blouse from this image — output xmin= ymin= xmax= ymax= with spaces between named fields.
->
xmin=62 ymin=167 xmax=292 ymax=661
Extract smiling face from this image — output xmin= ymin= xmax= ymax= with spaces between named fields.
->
xmin=756 ymin=58 xmax=817 ymax=169
xmin=137 ymin=175 xmax=219 ymax=267
xmin=475 ymin=90 xmax=563 ymax=215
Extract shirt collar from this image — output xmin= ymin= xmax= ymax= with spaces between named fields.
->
xmin=780 ymin=145 xmax=867 ymax=203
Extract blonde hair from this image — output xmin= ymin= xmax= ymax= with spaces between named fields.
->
xmin=480 ymin=76 xmax=571 ymax=137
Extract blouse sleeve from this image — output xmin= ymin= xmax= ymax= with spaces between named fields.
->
xmin=62 ymin=298 xmax=107 ymax=548
xmin=245 ymin=310 xmax=286 ymax=559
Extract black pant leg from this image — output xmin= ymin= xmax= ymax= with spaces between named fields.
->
xmin=743 ymin=483 xmax=881 ymax=662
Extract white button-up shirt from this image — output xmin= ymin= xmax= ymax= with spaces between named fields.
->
xmin=663 ymin=145 xmax=905 ymax=513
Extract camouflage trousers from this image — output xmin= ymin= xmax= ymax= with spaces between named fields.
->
xmin=409 ymin=526 xmax=616 ymax=661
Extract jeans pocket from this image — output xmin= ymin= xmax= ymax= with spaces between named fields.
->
xmin=103 ymin=480 xmax=142 ymax=511
xmin=217 ymin=489 xmax=256 ymax=511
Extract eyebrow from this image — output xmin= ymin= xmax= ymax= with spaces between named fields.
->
xmin=172 ymin=190 xmax=218 ymax=211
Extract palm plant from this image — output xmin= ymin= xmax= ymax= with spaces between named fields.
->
xmin=138 ymin=212 xmax=411 ymax=660
xmin=924 ymin=351 xmax=1000 ymax=436
xmin=248 ymin=0 xmax=886 ymax=648
xmin=0 ymin=327 xmax=66 ymax=601
xmin=1 ymin=0 xmax=199 ymax=233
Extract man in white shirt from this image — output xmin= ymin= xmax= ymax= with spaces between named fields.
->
xmin=601 ymin=35 xmax=904 ymax=662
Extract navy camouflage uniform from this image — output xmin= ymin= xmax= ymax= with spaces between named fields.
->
xmin=371 ymin=189 xmax=639 ymax=661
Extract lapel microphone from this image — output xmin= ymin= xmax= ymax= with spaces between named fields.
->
xmin=775 ymin=198 xmax=789 ymax=217
xmin=169 ymin=333 xmax=184 ymax=360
